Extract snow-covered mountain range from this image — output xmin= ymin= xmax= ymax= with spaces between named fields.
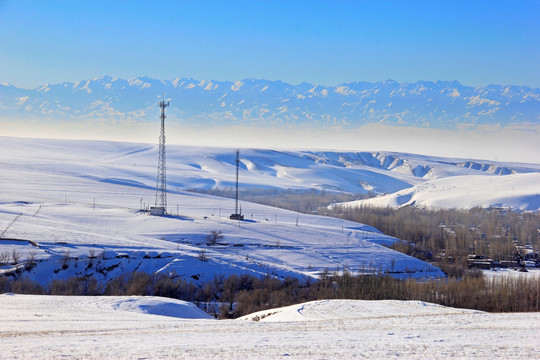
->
xmin=2 ymin=76 xmax=539 ymax=127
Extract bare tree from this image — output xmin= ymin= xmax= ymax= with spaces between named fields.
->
xmin=0 ymin=250 xmax=10 ymax=266
xmin=11 ymin=249 xmax=21 ymax=265
xmin=198 ymin=250 xmax=209 ymax=262
xmin=25 ymin=251 xmax=37 ymax=271
xmin=61 ymin=250 xmax=71 ymax=268
xmin=206 ymin=230 xmax=224 ymax=246
xmin=86 ymin=249 xmax=96 ymax=268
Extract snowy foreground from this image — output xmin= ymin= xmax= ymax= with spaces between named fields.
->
xmin=1 ymin=294 xmax=539 ymax=359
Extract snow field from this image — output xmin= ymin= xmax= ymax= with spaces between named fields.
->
xmin=1 ymin=294 xmax=539 ymax=359
xmin=340 ymin=172 xmax=540 ymax=211
xmin=2 ymin=136 xmax=539 ymax=210
xmin=0 ymin=196 xmax=443 ymax=285
xmin=3 ymin=136 xmax=539 ymax=286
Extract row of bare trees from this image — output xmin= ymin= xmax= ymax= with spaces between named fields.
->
xmin=0 ymin=249 xmax=35 ymax=267
xmin=327 ymin=205 xmax=539 ymax=276
xmin=2 ymin=269 xmax=539 ymax=317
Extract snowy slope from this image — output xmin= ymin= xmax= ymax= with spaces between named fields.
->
xmin=238 ymin=299 xmax=480 ymax=322
xmin=1 ymin=136 xmax=539 ymax=196
xmin=0 ymin=293 xmax=212 ymax=319
xmin=337 ymin=172 xmax=540 ymax=211
xmin=1 ymin=137 xmax=539 ymax=359
xmin=2 ymin=294 xmax=539 ymax=359
xmin=0 ymin=193 xmax=442 ymax=285
xmin=0 ymin=137 xmax=448 ymax=285
xmin=1 ymin=136 xmax=539 ymax=286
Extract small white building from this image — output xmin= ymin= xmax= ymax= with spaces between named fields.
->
xmin=150 ymin=207 xmax=165 ymax=216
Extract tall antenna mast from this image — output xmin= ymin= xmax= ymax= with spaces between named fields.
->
xmin=234 ymin=148 xmax=240 ymax=215
xmin=151 ymin=98 xmax=169 ymax=216
xmin=230 ymin=148 xmax=244 ymax=220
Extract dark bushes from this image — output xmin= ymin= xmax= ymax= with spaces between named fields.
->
xmin=1 ymin=270 xmax=539 ymax=317
xmin=49 ymin=276 xmax=102 ymax=295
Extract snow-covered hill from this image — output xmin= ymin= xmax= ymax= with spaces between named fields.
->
xmin=1 ymin=136 xmax=539 ymax=286
xmin=337 ymin=172 xmax=540 ymax=211
xmin=1 ymin=137 xmax=540 ymax=359
xmin=238 ymin=299 xmax=480 ymax=322
xmin=1 ymin=136 xmax=538 ymax=210
xmin=2 ymin=294 xmax=539 ymax=359
xmin=0 ymin=137 xmax=449 ymax=285
xmin=1 ymin=76 xmax=539 ymax=127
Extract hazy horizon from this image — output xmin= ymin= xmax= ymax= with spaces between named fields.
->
xmin=1 ymin=1 xmax=538 ymax=163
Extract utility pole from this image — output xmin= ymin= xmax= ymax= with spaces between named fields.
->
xmin=229 ymin=149 xmax=244 ymax=220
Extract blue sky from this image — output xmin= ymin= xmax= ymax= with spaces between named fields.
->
xmin=1 ymin=0 xmax=539 ymax=89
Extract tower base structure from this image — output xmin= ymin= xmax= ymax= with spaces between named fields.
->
xmin=150 ymin=206 xmax=165 ymax=216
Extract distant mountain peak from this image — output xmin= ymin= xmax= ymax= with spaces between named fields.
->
xmin=1 ymin=77 xmax=538 ymax=127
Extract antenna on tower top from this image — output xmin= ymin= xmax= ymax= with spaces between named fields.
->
xmin=150 ymin=99 xmax=169 ymax=216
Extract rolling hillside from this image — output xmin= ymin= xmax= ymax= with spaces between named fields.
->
xmin=0 ymin=137 xmax=451 ymax=286
xmin=1 ymin=136 xmax=539 ymax=286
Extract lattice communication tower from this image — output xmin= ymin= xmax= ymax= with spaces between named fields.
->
xmin=153 ymin=99 xmax=169 ymax=215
